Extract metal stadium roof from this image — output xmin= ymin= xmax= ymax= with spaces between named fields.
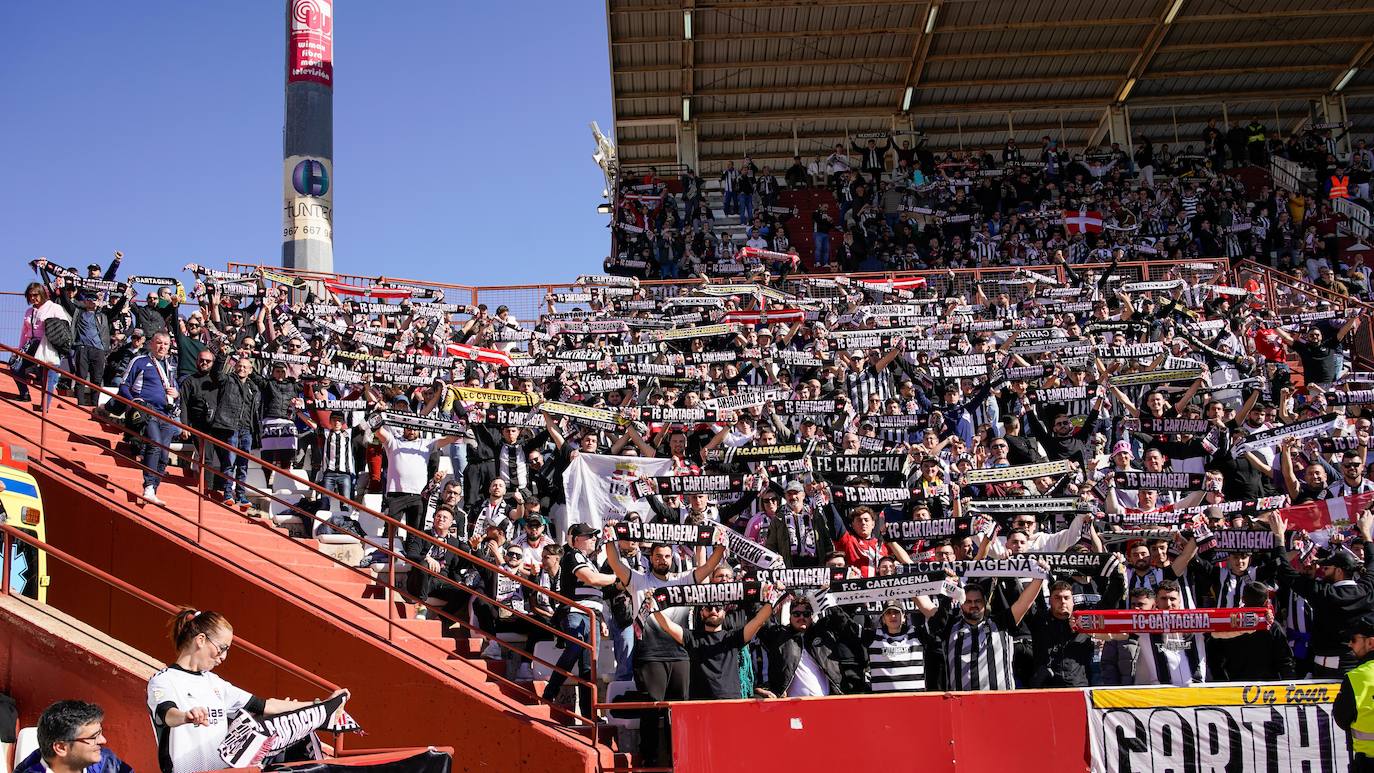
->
xmin=605 ymin=0 xmax=1374 ymax=172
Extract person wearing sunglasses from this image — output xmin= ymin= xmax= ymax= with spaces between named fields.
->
xmin=148 ymin=609 xmax=349 ymax=773
xmin=756 ymin=597 xmax=846 ymax=698
xmin=1328 ymin=451 xmax=1374 ymax=499
xmin=15 ymin=700 xmax=132 ymax=773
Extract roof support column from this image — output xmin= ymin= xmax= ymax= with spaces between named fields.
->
xmin=1105 ymin=105 xmax=1130 ymax=148
xmin=679 ymin=122 xmax=700 ymax=171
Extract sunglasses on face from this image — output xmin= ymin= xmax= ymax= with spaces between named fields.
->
xmin=791 ymin=610 xmax=813 ymax=618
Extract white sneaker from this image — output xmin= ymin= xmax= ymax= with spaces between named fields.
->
xmin=142 ymin=487 xmax=165 ymax=506
xmin=482 ymin=640 xmax=504 ymax=659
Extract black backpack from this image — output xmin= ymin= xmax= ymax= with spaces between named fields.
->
xmin=43 ymin=316 xmax=74 ymax=356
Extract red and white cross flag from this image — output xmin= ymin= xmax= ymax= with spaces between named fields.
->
xmin=1062 ymin=209 xmax=1104 ymax=234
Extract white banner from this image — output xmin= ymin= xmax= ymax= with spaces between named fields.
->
xmin=562 ymin=452 xmax=675 ymax=529
xmin=1087 ymin=681 xmax=1349 ymax=773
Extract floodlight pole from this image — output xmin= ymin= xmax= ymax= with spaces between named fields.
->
xmin=282 ymin=0 xmax=335 ymax=273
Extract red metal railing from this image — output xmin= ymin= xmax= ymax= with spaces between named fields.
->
xmin=226 ymin=257 xmax=1235 ymax=338
xmin=0 ymin=344 xmax=604 ymax=740
xmin=0 ymin=523 xmax=347 ymax=754
xmin=1235 ymin=259 xmax=1374 ymax=370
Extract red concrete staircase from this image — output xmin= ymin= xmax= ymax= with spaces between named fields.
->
xmin=0 ymin=368 xmax=626 ymax=773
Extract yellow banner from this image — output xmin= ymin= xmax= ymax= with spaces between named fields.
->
xmin=1091 ymin=682 xmax=1340 ymax=709
xmin=454 ymin=387 xmax=535 ymax=406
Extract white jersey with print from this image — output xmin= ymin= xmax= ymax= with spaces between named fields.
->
xmin=147 ymin=665 xmax=259 ymax=773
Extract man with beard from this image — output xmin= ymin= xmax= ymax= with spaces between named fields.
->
xmin=766 ymin=480 xmax=833 ymax=567
xmin=935 ymin=569 xmax=1046 ymax=691
xmin=758 ymin=596 xmax=847 ymax=698
xmin=1280 ymin=436 xmax=1331 ymax=504
xmin=1122 ymin=537 xmax=1199 ymax=599
xmin=1271 ymin=510 xmax=1374 ymax=676
xmin=604 ymin=530 xmax=727 ymax=768
xmin=646 ymin=583 xmax=782 ymax=700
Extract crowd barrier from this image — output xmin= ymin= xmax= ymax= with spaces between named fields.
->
xmin=667 ymin=679 xmax=1350 ymax=773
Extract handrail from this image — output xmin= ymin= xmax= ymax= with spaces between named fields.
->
xmin=0 ymin=524 xmax=346 ymax=754
xmin=1233 ymin=259 xmax=1374 ymax=371
xmin=0 ymin=344 xmax=604 ymax=730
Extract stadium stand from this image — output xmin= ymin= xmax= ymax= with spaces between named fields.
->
xmin=10 ymin=2 xmax=1374 ymax=772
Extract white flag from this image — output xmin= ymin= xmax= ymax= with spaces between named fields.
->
xmin=563 ymin=452 xmax=675 ymax=530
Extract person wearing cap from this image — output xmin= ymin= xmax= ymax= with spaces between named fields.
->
xmin=1271 ymin=509 xmax=1374 ymax=677
xmin=542 ymin=523 xmax=618 ymax=717
xmin=1334 ymin=616 xmax=1374 ymax=770
xmin=253 ymin=358 xmax=304 ymax=492
xmin=766 ymin=480 xmax=833 ymax=568
xmin=863 ymin=596 xmax=941 ymax=693
xmin=104 ymin=327 xmax=146 ymax=400
xmin=511 ymin=514 xmax=554 ymax=567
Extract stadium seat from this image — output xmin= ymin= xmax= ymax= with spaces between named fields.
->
xmin=12 ymin=729 xmax=34 ymax=772
xmin=530 ymin=640 xmax=560 ymax=682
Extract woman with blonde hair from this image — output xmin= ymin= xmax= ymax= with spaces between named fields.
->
xmin=14 ymin=280 xmax=71 ymax=406
xmin=146 ymin=609 xmax=348 ymax=773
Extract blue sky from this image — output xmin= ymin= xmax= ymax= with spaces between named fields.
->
xmin=0 ymin=2 xmax=615 ymax=293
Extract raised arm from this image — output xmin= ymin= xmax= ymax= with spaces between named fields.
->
xmin=1172 ymin=377 xmax=1207 ymax=415
xmin=741 ymin=587 xmax=782 ymax=641
xmin=648 ymin=601 xmax=686 ymax=647
xmin=1279 ymin=438 xmax=1301 ymax=500
xmin=690 ymin=527 xmax=729 ymax=583
xmin=1169 ymin=536 xmax=1198 ymax=580
xmin=1010 ymin=572 xmax=1046 ymax=626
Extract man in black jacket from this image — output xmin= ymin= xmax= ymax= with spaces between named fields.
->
xmin=465 ymin=418 xmax=549 ymax=513
xmin=209 ymin=353 xmax=262 ymax=507
xmin=1028 ymin=580 xmax=1094 ymax=688
xmin=179 ymin=349 xmax=221 ymax=492
xmin=1271 ymin=509 xmax=1374 ymax=676
xmin=1209 ymin=581 xmax=1295 ymax=681
xmin=1025 ymin=390 xmax=1106 ymax=466
xmin=758 ymin=597 xmax=847 ymax=697
xmin=58 ymin=288 xmax=129 ymax=406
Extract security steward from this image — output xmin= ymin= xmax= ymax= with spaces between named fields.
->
xmin=1334 ymin=616 xmax=1374 ymax=772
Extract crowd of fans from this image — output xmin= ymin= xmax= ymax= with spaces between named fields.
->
xmin=10 ymin=139 xmax=1374 ymax=764
xmin=609 ymin=121 xmax=1374 ymax=297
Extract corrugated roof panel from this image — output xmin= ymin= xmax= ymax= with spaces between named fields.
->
xmin=1167 ymin=14 xmax=1374 ymax=45
xmin=930 ymin=24 xmax=1146 ymax=57
xmin=1150 ymin=45 xmax=1354 ymax=73
xmin=1132 ymin=70 xmax=1334 ymax=98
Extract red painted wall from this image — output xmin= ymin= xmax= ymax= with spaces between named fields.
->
xmin=33 ymin=468 xmax=597 ymax=773
xmin=671 ymin=689 xmax=1090 ymax=773
xmin=0 ymin=602 xmax=160 ymax=773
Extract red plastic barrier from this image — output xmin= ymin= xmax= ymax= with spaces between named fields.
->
xmin=671 ymin=689 xmax=1089 ymax=773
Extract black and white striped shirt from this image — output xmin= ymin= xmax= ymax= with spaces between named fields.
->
xmin=1126 ymin=567 xmax=1164 ymax=596
xmin=867 ymin=625 xmax=927 ymax=692
xmin=1214 ymin=566 xmax=1254 ymax=608
xmin=845 ymin=365 xmax=893 ymax=407
xmin=319 ymin=428 xmax=355 ymax=475
xmin=498 ymin=443 xmax=528 ymax=489
xmin=943 ymin=612 xmax=1017 ymax=691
